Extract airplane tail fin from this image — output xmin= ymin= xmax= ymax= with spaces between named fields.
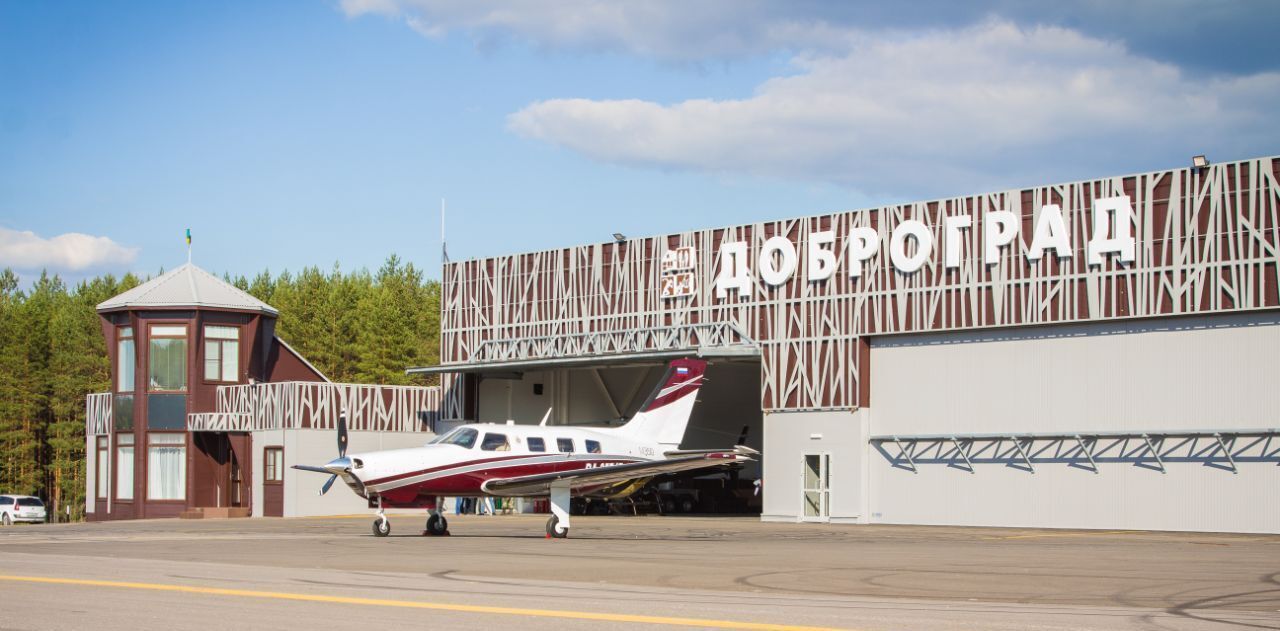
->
xmin=614 ymin=358 xmax=707 ymax=447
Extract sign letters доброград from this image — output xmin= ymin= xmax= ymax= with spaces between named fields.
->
xmin=714 ymin=195 xmax=1137 ymax=299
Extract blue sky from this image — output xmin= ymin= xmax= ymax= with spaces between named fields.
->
xmin=2 ymin=1 xmax=1278 ymax=285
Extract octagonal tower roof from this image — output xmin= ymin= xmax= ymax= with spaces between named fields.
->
xmin=97 ymin=263 xmax=278 ymax=315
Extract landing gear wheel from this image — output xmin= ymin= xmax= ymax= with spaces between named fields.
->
xmin=545 ymin=515 xmax=568 ymax=539
xmin=373 ymin=517 xmax=391 ymax=537
xmin=426 ymin=514 xmax=448 ymax=536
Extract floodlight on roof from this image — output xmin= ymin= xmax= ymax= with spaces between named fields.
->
xmin=1192 ymin=155 xmax=1209 ymax=169
xmin=612 ymin=232 xmax=626 ymax=242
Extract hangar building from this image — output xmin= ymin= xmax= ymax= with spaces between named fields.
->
xmin=418 ymin=155 xmax=1280 ymax=534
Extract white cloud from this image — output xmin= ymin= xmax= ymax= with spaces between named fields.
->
xmin=338 ymin=0 xmax=852 ymax=60
xmin=0 ymin=227 xmax=139 ymax=273
xmin=341 ymin=3 xmax=1280 ymax=194
xmin=507 ymin=20 xmax=1280 ymax=194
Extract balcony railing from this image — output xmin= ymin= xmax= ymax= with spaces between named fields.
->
xmin=86 ymin=392 xmax=112 ymax=436
xmin=199 ymin=381 xmax=440 ymax=433
xmin=88 ymin=382 xmax=440 ymax=436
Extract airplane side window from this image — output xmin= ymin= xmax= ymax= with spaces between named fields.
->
xmin=556 ymin=438 xmax=574 ymax=453
xmin=480 ymin=433 xmax=511 ymax=451
xmin=585 ymin=440 xmax=602 ymax=454
xmin=442 ymin=428 xmax=478 ymax=449
xmin=527 ymin=437 xmax=546 ymax=452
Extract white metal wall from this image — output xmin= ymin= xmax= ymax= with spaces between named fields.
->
xmin=762 ymin=410 xmax=868 ymax=524
xmin=867 ymin=312 xmax=1280 ymax=533
xmin=251 ymin=430 xmax=434 ymax=518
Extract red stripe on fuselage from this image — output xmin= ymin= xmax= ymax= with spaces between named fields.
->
xmin=369 ymin=455 xmax=645 ymax=499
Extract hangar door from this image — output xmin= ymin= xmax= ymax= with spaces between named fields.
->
xmin=867 ymin=313 xmax=1280 ymax=532
xmin=473 ymin=358 xmax=764 ymax=512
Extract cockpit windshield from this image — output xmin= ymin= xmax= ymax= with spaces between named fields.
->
xmin=429 ymin=428 xmax=479 ymax=449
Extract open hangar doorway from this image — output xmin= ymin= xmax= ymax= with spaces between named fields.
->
xmin=470 ymin=355 xmax=763 ymax=515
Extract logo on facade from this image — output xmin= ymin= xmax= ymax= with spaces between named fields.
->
xmin=713 ymin=195 xmax=1138 ymax=299
xmin=661 ymin=246 xmax=697 ymax=299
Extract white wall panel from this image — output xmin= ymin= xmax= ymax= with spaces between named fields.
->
xmin=277 ymin=430 xmax=435 ymax=518
xmin=868 ymin=312 xmax=1280 ymax=533
xmin=871 ymin=312 xmax=1280 ymax=435
xmin=763 ymin=410 xmax=868 ymax=523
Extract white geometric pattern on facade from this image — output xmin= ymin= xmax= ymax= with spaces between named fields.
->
xmin=441 ymin=157 xmax=1280 ymax=415
xmin=89 ymin=384 xmax=440 ymax=435
xmin=186 ymin=413 xmax=254 ymax=432
xmin=472 ymin=322 xmax=755 ymax=363
xmin=86 ymin=392 xmax=112 ymax=437
xmin=207 ymin=382 xmax=440 ymax=433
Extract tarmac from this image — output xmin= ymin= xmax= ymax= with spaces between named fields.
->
xmin=0 ymin=513 xmax=1277 ymax=630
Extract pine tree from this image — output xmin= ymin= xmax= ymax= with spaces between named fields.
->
xmin=46 ymin=277 xmax=117 ymax=521
xmin=0 ymin=269 xmax=25 ymax=492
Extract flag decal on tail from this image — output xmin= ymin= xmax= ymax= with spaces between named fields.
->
xmin=676 ymin=367 xmax=689 ymax=375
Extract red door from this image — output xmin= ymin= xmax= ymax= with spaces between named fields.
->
xmin=263 ymin=446 xmax=284 ymax=517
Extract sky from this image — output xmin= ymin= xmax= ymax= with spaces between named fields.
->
xmin=1 ymin=0 xmax=1278 ymax=285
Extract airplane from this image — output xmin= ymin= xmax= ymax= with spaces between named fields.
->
xmin=293 ymin=358 xmax=757 ymax=538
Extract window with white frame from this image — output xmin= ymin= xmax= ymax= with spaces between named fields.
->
xmin=147 ymin=433 xmax=186 ymax=500
xmin=203 ymin=325 xmax=239 ymax=382
xmin=148 ymin=325 xmax=187 ymax=392
xmin=96 ymin=436 xmax=108 ymax=499
xmin=117 ymin=327 xmax=134 ymax=392
xmin=116 ymin=434 xmax=134 ymax=501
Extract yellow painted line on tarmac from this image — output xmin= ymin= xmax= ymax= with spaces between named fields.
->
xmin=0 ymin=574 xmax=844 ymax=631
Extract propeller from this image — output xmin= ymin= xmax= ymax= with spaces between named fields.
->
xmin=291 ymin=412 xmax=353 ymax=496
xmin=337 ymin=412 xmax=348 ymax=458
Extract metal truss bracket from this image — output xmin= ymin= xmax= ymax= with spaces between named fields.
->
xmin=892 ymin=436 xmax=918 ymax=474
xmin=950 ymin=436 xmax=975 ymax=473
xmin=1213 ymin=432 xmax=1238 ymax=474
xmin=1009 ymin=436 xmax=1035 ymax=473
xmin=1141 ymin=433 xmax=1166 ymax=474
xmin=1074 ymin=434 xmax=1099 ymax=474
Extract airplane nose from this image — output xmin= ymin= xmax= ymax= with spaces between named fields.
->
xmin=323 ymin=456 xmax=352 ymax=475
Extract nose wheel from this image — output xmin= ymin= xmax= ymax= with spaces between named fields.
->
xmin=546 ymin=481 xmax=571 ymax=538
xmin=372 ymin=496 xmax=390 ymax=537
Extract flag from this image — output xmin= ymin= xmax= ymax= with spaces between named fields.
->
xmin=185 ymin=228 xmax=192 ymax=246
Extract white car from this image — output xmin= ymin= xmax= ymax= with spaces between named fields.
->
xmin=0 ymin=495 xmax=47 ymax=525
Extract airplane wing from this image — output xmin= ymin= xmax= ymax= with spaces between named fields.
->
xmin=480 ymin=446 xmax=757 ymax=496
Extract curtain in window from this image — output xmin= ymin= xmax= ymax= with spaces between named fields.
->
xmin=116 ymin=445 xmax=134 ymax=500
xmin=147 ymin=435 xmax=186 ymax=500
xmin=149 ymin=338 xmax=187 ymax=391
xmin=117 ymin=338 xmax=134 ymax=392
xmin=96 ymin=445 xmax=108 ymax=498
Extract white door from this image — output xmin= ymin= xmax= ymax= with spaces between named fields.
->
xmin=801 ymin=453 xmax=830 ymax=522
